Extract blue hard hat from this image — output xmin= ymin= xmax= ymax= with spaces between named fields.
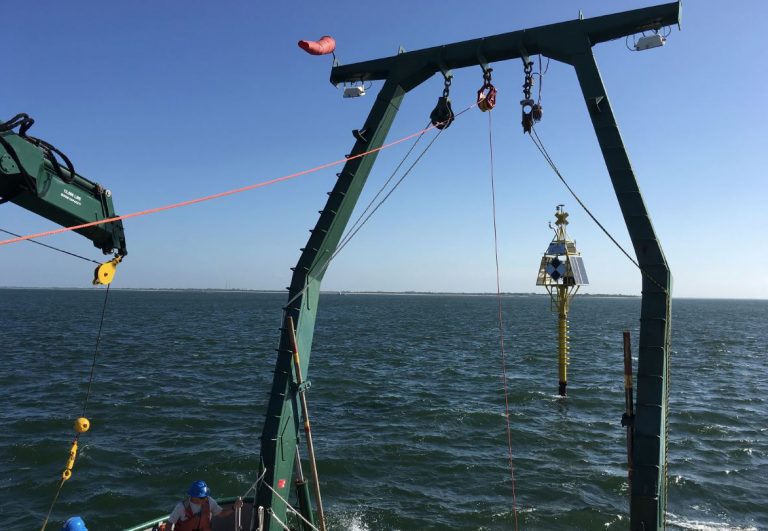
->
xmin=188 ymin=479 xmax=210 ymax=498
xmin=62 ymin=516 xmax=88 ymax=531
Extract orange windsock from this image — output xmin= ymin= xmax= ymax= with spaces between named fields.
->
xmin=298 ymin=36 xmax=336 ymax=56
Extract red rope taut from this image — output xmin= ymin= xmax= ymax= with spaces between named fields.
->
xmin=0 ymin=124 xmax=440 ymax=248
xmin=487 ymin=110 xmax=519 ymax=530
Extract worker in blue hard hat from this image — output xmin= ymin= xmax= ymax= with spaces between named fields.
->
xmin=61 ymin=516 xmax=88 ymax=531
xmin=167 ymin=479 xmax=243 ymax=531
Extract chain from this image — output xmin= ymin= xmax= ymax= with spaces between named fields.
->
xmin=477 ymin=68 xmax=497 ymax=112
xmin=521 ymin=61 xmax=536 ymax=133
xmin=522 ymin=61 xmax=534 ymax=101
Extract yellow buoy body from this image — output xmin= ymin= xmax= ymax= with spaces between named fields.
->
xmin=74 ymin=417 xmax=90 ymax=433
xmin=557 ymin=292 xmax=570 ymax=395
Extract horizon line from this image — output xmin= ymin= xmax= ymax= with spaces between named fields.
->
xmin=1 ymin=286 xmax=766 ymax=301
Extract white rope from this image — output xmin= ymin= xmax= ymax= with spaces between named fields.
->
xmin=246 ymin=467 xmax=321 ymax=531
xmin=269 ymin=510 xmax=293 ymax=531
xmin=264 ymin=482 xmax=321 ymax=531
xmin=241 ymin=468 xmax=268 ymax=499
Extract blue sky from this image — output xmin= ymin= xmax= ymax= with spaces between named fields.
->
xmin=1 ymin=1 xmax=765 ymax=299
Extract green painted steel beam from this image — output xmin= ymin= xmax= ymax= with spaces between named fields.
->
xmin=257 ymin=3 xmax=680 ymax=530
xmin=256 ymin=78 xmax=407 ymax=529
xmin=570 ymin=49 xmax=672 ymax=531
xmin=0 ymin=131 xmax=127 ymax=256
xmin=331 ymin=2 xmax=680 ymax=85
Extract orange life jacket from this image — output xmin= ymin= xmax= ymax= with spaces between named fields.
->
xmin=173 ymin=498 xmax=212 ymax=531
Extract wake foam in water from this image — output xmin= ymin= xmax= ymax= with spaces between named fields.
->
xmin=667 ymin=511 xmax=758 ymax=531
xmin=332 ymin=510 xmax=371 ymax=531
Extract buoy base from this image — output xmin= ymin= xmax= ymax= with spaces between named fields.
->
xmin=558 ymin=381 xmax=567 ymax=397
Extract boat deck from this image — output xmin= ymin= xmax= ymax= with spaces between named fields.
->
xmin=126 ymin=498 xmax=256 ymax=531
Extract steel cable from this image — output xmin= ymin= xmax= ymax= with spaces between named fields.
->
xmin=284 ymin=102 xmax=477 ymax=311
xmin=0 ymin=228 xmax=100 ymax=264
xmin=40 ymin=285 xmax=112 ymax=530
xmin=529 ymin=126 xmax=669 ymax=295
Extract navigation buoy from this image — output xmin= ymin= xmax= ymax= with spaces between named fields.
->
xmin=536 ymin=205 xmax=589 ymax=396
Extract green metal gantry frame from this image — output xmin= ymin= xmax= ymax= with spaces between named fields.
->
xmin=256 ymin=3 xmax=679 ymax=530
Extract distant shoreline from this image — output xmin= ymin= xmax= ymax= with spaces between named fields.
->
xmin=3 ymin=287 xmax=766 ymax=300
xmin=0 ymin=286 xmax=638 ymax=297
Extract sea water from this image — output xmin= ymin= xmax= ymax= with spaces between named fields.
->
xmin=1 ymin=290 xmax=765 ymax=530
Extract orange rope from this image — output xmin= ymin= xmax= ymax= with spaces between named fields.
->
xmin=0 ymin=123 xmax=441 ymax=248
xmin=487 ymin=110 xmax=519 ymax=529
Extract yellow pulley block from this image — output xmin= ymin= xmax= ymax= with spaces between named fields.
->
xmin=93 ymin=255 xmax=123 ymax=285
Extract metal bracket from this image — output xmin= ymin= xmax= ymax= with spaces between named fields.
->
xmin=331 ymin=57 xmax=342 ymax=87
xmin=352 ymin=128 xmax=368 ymax=142
xmin=520 ymin=48 xmax=531 ymax=66
xmin=589 ymin=95 xmax=605 ymax=114
xmin=477 ymin=52 xmax=491 ymax=75
xmin=438 ymin=65 xmax=453 ymax=82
